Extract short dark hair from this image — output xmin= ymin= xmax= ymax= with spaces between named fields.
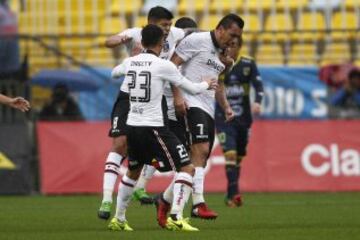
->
xmin=141 ymin=24 xmax=164 ymax=48
xmin=147 ymin=6 xmax=173 ymax=21
xmin=216 ymin=13 xmax=244 ymax=30
xmin=175 ymin=17 xmax=198 ymax=29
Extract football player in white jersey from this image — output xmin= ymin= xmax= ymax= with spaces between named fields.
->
xmin=98 ymin=6 xmax=185 ymax=219
xmin=107 ymin=24 xmax=217 ymax=231
xmin=155 ymin=14 xmax=244 ymax=222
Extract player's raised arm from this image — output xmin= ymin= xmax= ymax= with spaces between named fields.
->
xmin=105 ymin=34 xmax=132 ymax=48
xmin=105 ymin=28 xmax=140 ymax=48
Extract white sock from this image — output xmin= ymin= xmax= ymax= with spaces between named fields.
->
xmin=134 ymin=164 xmax=156 ymax=190
xmin=170 ymin=172 xmax=193 ymax=220
xmin=192 ymin=167 xmax=205 ymax=205
xmin=115 ymin=175 xmax=136 ymax=222
xmin=162 ymin=173 xmax=176 ymax=203
xmin=102 ymin=152 xmax=123 ymax=203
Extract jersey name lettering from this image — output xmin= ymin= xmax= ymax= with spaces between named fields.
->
xmin=130 ymin=61 xmax=152 ymax=67
xmin=206 ymin=59 xmax=225 ymax=73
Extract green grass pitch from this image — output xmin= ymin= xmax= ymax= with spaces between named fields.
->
xmin=0 ymin=192 xmax=359 ymax=240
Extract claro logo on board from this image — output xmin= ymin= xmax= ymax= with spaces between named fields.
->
xmin=301 ymin=144 xmax=360 ymax=177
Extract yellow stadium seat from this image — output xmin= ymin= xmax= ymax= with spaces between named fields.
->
xmin=354 ymin=59 xmax=360 ymax=68
xmin=200 ymin=13 xmax=259 ymax=32
xmin=58 ymin=0 xmax=107 ymax=12
xmin=134 ymin=16 xmax=148 ymax=28
xmin=100 ymin=17 xmax=127 ymax=34
xmin=18 ymin=14 xmax=31 ymax=34
xmin=178 ymin=0 xmax=211 ymax=14
xmin=345 ymin=0 xmax=360 ymax=8
xmin=243 ymin=13 xmax=262 ymax=32
xmin=209 ymin=0 xmax=245 ymax=13
xmin=9 ymin=0 xmax=20 ymax=12
xmin=276 ymin=0 xmax=308 ymax=9
xmin=244 ymin=0 xmax=276 ymax=11
xmin=288 ymin=43 xmax=319 ymax=65
xmin=264 ymin=12 xmax=293 ymax=32
xmin=57 ymin=12 xmax=101 ymax=34
xmin=239 ymin=41 xmax=251 ymax=56
xmin=59 ymin=38 xmax=94 ymax=61
xmin=255 ymin=43 xmax=284 ymax=65
xmin=262 ymin=12 xmax=294 ymax=41
xmin=331 ymin=11 xmax=358 ymax=39
xmin=110 ymin=0 xmax=141 ymax=15
xmin=87 ymin=48 xmax=114 ymax=66
xmin=321 ymin=42 xmax=351 ymax=65
xmin=293 ymin=12 xmax=326 ymax=41
xmin=200 ymin=14 xmax=222 ymax=30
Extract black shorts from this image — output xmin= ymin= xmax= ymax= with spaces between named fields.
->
xmin=186 ymin=107 xmax=215 ymax=155
xmin=126 ymin=126 xmax=191 ymax=172
xmin=169 ymin=118 xmax=189 ymax=151
xmin=108 ymin=91 xmax=129 ymax=137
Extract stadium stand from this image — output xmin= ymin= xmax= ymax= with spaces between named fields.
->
xmin=288 ymin=43 xmax=319 ymax=65
xmin=321 ymin=41 xmax=352 ymax=65
xmin=10 ymin=0 xmax=360 ymax=73
xmin=178 ymin=0 xmax=211 ymax=14
xmin=295 ymin=12 xmax=326 ymax=41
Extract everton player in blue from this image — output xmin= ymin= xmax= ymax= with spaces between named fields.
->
xmin=215 ymin=37 xmax=264 ymax=207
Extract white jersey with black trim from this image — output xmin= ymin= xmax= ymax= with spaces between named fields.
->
xmin=118 ymin=26 xmax=185 ymax=121
xmin=112 ymin=52 xmax=209 ymax=127
xmin=175 ymin=31 xmax=225 ymax=118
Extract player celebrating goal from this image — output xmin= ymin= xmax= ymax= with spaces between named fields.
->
xmin=108 ymin=24 xmax=218 ymax=231
xmin=98 ymin=6 xmax=185 ymax=219
xmin=155 ymin=14 xmax=244 ymax=223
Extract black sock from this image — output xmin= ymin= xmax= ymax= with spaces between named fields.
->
xmin=226 ymin=165 xmax=240 ymax=199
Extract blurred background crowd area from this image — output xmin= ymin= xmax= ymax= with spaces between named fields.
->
xmin=0 ymin=0 xmax=359 ymax=121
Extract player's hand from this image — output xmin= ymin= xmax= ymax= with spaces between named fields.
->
xmin=131 ymin=42 xmax=144 ymax=56
xmin=219 ymin=55 xmax=235 ymax=68
xmin=203 ymin=78 xmax=218 ymax=90
xmin=174 ymin=97 xmax=188 ymax=117
xmin=252 ymin=102 xmax=262 ymax=115
xmin=9 ymin=97 xmax=31 ymax=112
xmin=118 ymin=35 xmax=132 ymax=43
xmin=224 ymin=106 xmax=235 ymax=122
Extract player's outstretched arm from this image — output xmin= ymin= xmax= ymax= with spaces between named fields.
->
xmin=165 ymin=61 xmax=216 ymax=95
xmin=0 ymin=94 xmax=31 ymax=112
xmin=105 ymin=34 xmax=132 ymax=48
